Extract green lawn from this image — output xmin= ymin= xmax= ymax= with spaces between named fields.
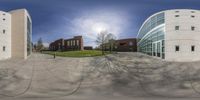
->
xmin=43 ymin=50 xmax=110 ymax=57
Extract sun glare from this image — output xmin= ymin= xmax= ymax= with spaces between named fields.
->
xmin=92 ymin=23 xmax=107 ymax=33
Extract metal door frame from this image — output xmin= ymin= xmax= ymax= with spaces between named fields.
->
xmin=152 ymin=40 xmax=162 ymax=58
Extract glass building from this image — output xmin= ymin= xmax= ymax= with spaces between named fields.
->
xmin=27 ymin=16 xmax=32 ymax=56
xmin=137 ymin=12 xmax=165 ymax=59
xmin=137 ymin=9 xmax=200 ymax=62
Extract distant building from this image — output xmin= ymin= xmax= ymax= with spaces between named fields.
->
xmin=49 ymin=36 xmax=83 ymax=51
xmin=114 ymin=38 xmax=137 ymax=52
xmin=84 ymin=46 xmax=93 ymax=50
xmin=104 ymin=38 xmax=137 ymax=52
xmin=0 ymin=9 xmax=32 ymax=60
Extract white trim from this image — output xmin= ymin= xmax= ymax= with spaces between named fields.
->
xmin=137 ymin=9 xmax=200 ymax=38
xmin=152 ymin=40 xmax=163 ymax=58
xmin=137 ymin=24 xmax=165 ymax=45
xmin=137 ymin=11 xmax=165 ymax=38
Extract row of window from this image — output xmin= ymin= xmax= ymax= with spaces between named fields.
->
xmin=66 ymin=40 xmax=79 ymax=46
xmin=175 ymin=45 xmax=195 ymax=52
xmin=175 ymin=15 xmax=195 ymax=18
xmin=138 ymin=12 xmax=165 ymax=40
xmin=175 ymin=26 xmax=196 ymax=31
xmin=1 ymin=13 xmax=7 ymax=52
xmin=1 ymin=13 xmax=6 ymax=21
xmin=174 ymin=10 xmax=197 ymax=18
xmin=175 ymin=10 xmax=196 ymax=13
xmin=138 ymin=27 xmax=165 ymax=55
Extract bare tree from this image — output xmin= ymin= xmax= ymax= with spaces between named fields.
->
xmin=36 ymin=37 xmax=44 ymax=52
xmin=106 ymin=33 xmax=117 ymax=53
xmin=96 ymin=30 xmax=108 ymax=55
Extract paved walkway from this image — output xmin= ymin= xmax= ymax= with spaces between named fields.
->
xmin=0 ymin=53 xmax=200 ymax=100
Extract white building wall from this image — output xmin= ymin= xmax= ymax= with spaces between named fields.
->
xmin=0 ymin=11 xmax=11 ymax=60
xmin=9 ymin=9 xmax=32 ymax=59
xmin=0 ymin=9 xmax=32 ymax=60
xmin=165 ymin=9 xmax=200 ymax=62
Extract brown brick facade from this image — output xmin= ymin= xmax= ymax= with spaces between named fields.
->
xmin=104 ymin=38 xmax=137 ymax=52
xmin=49 ymin=36 xmax=83 ymax=51
xmin=84 ymin=46 xmax=93 ymax=50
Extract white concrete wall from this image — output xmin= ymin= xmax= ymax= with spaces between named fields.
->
xmin=165 ymin=9 xmax=200 ymax=62
xmin=9 ymin=9 xmax=32 ymax=59
xmin=0 ymin=11 xmax=11 ymax=60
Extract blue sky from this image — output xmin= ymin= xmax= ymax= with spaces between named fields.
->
xmin=0 ymin=0 xmax=200 ymax=47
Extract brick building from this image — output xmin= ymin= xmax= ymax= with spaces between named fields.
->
xmin=49 ymin=36 xmax=83 ymax=51
xmin=84 ymin=46 xmax=93 ymax=50
xmin=104 ymin=38 xmax=137 ymax=52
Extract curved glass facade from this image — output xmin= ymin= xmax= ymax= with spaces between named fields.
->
xmin=137 ymin=12 xmax=165 ymax=59
xmin=27 ymin=16 xmax=32 ymax=56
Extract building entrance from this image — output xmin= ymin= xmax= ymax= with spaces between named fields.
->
xmin=152 ymin=41 xmax=162 ymax=58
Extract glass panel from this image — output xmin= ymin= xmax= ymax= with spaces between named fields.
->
xmin=153 ymin=43 xmax=156 ymax=56
xmin=157 ymin=42 xmax=161 ymax=57
xmin=27 ymin=17 xmax=32 ymax=56
xmin=138 ymin=12 xmax=165 ymax=41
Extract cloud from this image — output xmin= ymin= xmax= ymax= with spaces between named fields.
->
xmin=43 ymin=42 xmax=49 ymax=47
xmin=70 ymin=9 xmax=131 ymax=43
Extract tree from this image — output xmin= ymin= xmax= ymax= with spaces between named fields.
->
xmin=106 ymin=33 xmax=117 ymax=53
xmin=96 ymin=30 xmax=108 ymax=55
xmin=36 ymin=37 xmax=44 ymax=52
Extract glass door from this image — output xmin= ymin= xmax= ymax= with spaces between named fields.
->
xmin=152 ymin=41 xmax=162 ymax=58
xmin=157 ymin=42 xmax=161 ymax=57
xmin=153 ymin=43 xmax=156 ymax=56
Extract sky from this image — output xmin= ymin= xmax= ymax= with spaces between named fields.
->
xmin=0 ymin=0 xmax=200 ymax=47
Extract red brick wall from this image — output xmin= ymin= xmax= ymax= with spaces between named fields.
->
xmin=49 ymin=39 xmax=64 ymax=51
xmin=49 ymin=36 xmax=83 ymax=51
xmin=115 ymin=38 xmax=137 ymax=52
xmin=103 ymin=38 xmax=137 ymax=52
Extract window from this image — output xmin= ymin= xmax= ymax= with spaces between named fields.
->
xmin=71 ymin=41 xmax=73 ymax=46
xmin=191 ymin=15 xmax=195 ymax=18
xmin=175 ymin=11 xmax=179 ymax=13
xmin=175 ymin=45 xmax=179 ymax=52
xmin=175 ymin=15 xmax=180 ymax=17
xmin=3 ymin=46 xmax=5 ymax=52
xmin=191 ymin=11 xmax=195 ymax=13
xmin=129 ymin=42 xmax=133 ymax=46
xmin=3 ymin=18 xmax=5 ymax=21
xmin=3 ymin=13 xmax=5 ymax=15
xmin=191 ymin=45 xmax=195 ymax=52
xmin=120 ymin=43 xmax=127 ymax=46
xmin=191 ymin=26 xmax=195 ymax=31
xmin=67 ymin=41 xmax=70 ymax=46
xmin=77 ymin=40 xmax=79 ymax=46
xmin=73 ymin=40 xmax=75 ymax=46
xmin=3 ymin=30 xmax=5 ymax=34
xmin=175 ymin=26 xmax=179 ymax=30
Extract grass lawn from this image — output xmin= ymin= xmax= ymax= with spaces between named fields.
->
xmin=43 ymin=50 xmax=110 ymax=57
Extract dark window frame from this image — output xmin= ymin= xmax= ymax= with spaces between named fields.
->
xmin=3 ymin=46 xmax=5 ymax=52
xmin=3 ymin=30 xmax=5 ymax=34
xmin=175 ymin=15 xmax=180 ymax=17
xmin=175 ymin=11 xmax=179 ymax=13
xmin=175 ymin=45 xmax=180 ymax=52
xmin=191 ymin=15 xmax=195 ymax=18
xmin=191 ymin=26 xmax=195 ymax=31
xmin=175 ymin=26 xmax=180 ymax=30
xmin=191 ymin=45 xmax=195 ymax=52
